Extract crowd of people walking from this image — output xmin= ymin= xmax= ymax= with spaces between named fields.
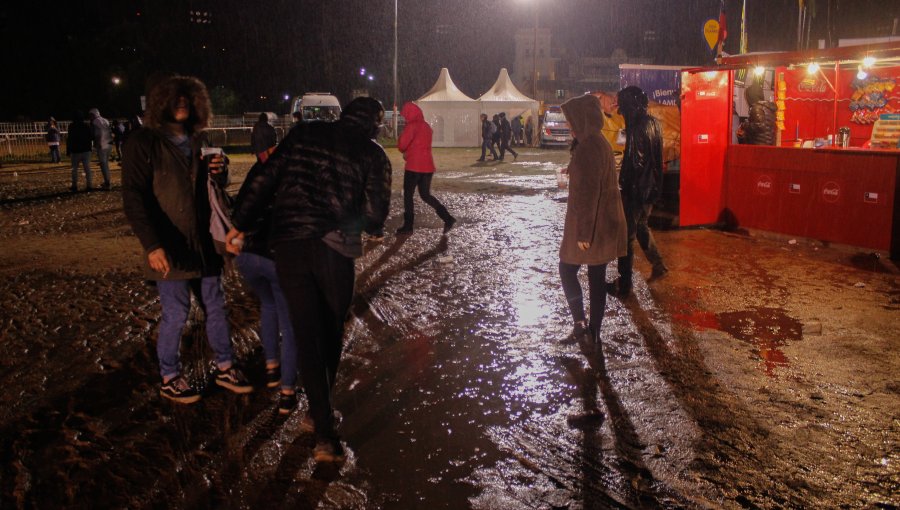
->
xmin=111 ymin=73 xmax=667 ymax=466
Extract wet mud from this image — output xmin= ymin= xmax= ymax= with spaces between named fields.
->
xmin=0 ymin=150 xmax=897 ymax=509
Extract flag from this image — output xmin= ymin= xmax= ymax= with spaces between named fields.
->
xmin=718 ymin=0 xmax=728 ymax=50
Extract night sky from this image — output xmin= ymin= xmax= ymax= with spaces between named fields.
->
xmin=2 ymin=0 xmax=898 ymax=120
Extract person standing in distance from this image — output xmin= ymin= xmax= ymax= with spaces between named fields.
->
xmin=613 ymin=86 xmax=668 ymax=299
xmin=395 ymin=102 xmax=455 ymax=235
xmin=88 ymin=108 xmax=113 ymax=190
xmin=227 ymin=97 xmax=392 ymax=463
xmin=66 ymin=111 xmax=93 ymax=192
xmin=558 ymin=94 xmax=627 ymax=345
xmin=251 ymin=112 xmax=278 ymax=163
xmin=122 ymin=75 xmax=253 ymax=404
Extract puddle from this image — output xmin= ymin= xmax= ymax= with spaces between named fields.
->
xmin=673 ymin=306 xmax=802 ymax=376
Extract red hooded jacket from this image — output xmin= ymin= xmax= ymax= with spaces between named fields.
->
xmin=398 ymin=102 xmax=436 ymax=173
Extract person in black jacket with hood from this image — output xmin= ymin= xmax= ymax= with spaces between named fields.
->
xmin=227 ymin=97 xmax=392 ymax=463
xmin=612 ymin=86 xmax=668 ymax=298
xmin=250 ymin=112 xmax=278 ymax=163
xmin=738 ymin=81 xmax=777 ymax=146
xmin=66 ymin=111 xmax=93 ymax=192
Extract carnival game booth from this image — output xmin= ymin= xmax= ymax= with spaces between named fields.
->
xmin=416 ymin=68 xmax=481 ymax=147
xmin=680 ymin=41 xmax=900 ymax=259
xmin=478 ymin=68 xmax=540 ymax=146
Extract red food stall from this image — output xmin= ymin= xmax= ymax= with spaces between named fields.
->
xmin=680 ymin=42 xmax=900 ymax=259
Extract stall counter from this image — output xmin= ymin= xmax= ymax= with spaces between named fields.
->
xmin=724 ymin=145 xmax=900 ymax=258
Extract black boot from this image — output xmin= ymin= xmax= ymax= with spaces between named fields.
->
xmin=560 ymin=320 xmax=589 ymax=345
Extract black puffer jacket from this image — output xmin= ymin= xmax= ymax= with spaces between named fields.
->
xmin=620 ymin=112 xmax=664 ymax=205
xmin=742 ymin=101 xmax=777 ymax=146
xmin=231 ymin=98 xmax=392 ymax=248
xmin=122 ymin=127 xmax=226 ymax=280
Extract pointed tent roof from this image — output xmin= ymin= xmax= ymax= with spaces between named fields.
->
xmin=478 ymin=68 xmax=536 ymax=102
xmin=417 ymin=68 xmax=476 ymax=102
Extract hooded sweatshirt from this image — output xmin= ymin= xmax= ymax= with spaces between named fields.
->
xmin=559 ymin=94 xmax=627 ymax=266
xmin=397 ymin=102 xmax=436 ymax=173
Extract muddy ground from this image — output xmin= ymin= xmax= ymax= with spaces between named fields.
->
xmin=0 ymin=148 xmax=897 ymax=509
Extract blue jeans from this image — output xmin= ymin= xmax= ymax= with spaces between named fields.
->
xmin=97 ymin=146 xmax=112 ymax=186
xmin=236 ymin=252 xmax=298 ymax=389
xmin=49 ymin=145 xmax=60 ymax=163
xmin=70 ymin=151 xmax=92 ymax=189
xmin=156 ymin=276 xmax=233 ymax=380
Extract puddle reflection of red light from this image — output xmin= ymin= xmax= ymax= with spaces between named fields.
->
xmin=671 ymin=305 xmax=800 ymax=378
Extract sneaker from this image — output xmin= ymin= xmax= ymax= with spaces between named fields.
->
xmin=396 ymin=225 xmax=413 ymax=235
xmin=442 ymin=217 xmax=456 ymax=235
xmin=160 ymin=375 xmax=201 ymax=404
xmin=278 ymin=392 xmax=297 ymax=415
xmin=265 ymin=365 xmax=281 ymax=388
xmin=313 ymin=440 xmax=346 ymax=463
xmin=215 ymin=366 xmax=254 ymax=394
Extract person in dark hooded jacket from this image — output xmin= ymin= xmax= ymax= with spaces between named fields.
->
xmin=396 ymin=102 xmax=456 ymax=234
xmin=250 ymin=112 xmax=278 ymax=163
xmin=738 ymin=81 xmax=777 ymax=146
xmin=613 ymin=86 xmax=668 ymax=299
xmin=66 ymin=111 xmax=93 ymax=191
xmin=227 ymin=97 xmax=392 ymax=463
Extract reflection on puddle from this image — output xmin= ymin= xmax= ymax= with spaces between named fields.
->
xmin=673 ymin=307 xmax=802 ymax=376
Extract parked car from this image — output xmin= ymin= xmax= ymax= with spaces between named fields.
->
xmin=290 ymin=93 xmax=341 ymax=122
xmin=540 ymin=106 xmax=572 ymax=148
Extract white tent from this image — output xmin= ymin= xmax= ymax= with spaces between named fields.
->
xmin=415 ymin=68 xmax=481 ymax=147
xmin=478 ymin=68 xmax=540 ymax=146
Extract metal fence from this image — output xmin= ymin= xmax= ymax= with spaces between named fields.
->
xmin=0 ymin=116 xmax=286 ymax=163
xmin=0 ymin=115 xmax=400 ymax=163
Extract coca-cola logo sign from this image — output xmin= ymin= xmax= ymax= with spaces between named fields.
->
xmin=822 ymin=181 xmax=841 ymax=203
xmin=756 ymin=174 xmax=774 ymax=195
xmin=798 ymin=77 xmax=828 ymax=93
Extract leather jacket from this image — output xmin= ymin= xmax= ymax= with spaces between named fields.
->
xmin=619 ymin=112 xmax=663 ymax=205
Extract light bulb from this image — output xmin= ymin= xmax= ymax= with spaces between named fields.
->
xmin=807 ymin=62 xmax=820 ymax=74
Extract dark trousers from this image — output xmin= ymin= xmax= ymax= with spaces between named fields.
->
xmin=617 ymin=194 xmax=665 ymax=285
xmin=560 ymin=262 xmax=608 ymax=334
xmin=499 ymin=138 xmax=517 ymax=159
xmin=275 ymin=239 xmax=355 ymax=441
xmin=402 ymin=170 xmax=452 ymax=227
xmin=479 ymin=138 xmax=498 ymax=160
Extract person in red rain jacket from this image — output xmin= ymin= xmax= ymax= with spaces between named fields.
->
xmin=395 ymin=102 xmax=456 ymax=235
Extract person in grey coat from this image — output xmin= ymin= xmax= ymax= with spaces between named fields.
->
xmin=89 ymin=108 xmax=113 ymax=189
xmin=558 ymin=94 xmax=627 ymax=345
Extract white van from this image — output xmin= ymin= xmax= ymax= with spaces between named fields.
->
xmin=291 ymin=93 xmax=341 ymax=122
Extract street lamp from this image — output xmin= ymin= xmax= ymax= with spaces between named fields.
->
xmin=111 ymin=76 xmax=122 ymax=86
xmin=393 ymin=0 xmax=399 ymax=138
xmin=532 ymin=2 xmax=538 ymax=100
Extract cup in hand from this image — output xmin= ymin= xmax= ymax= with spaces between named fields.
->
xmin=201 ymin=146 xmax=224 ymax=163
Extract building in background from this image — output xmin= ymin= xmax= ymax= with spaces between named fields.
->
xmin=513 ymin=28 xmax=652 ymax=105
